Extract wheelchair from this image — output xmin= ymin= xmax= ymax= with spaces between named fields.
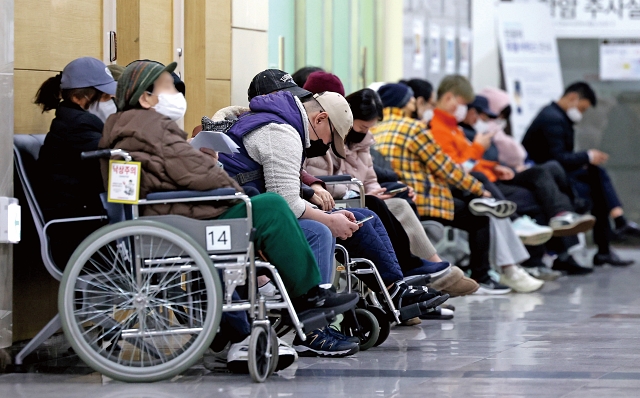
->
xmin=312 ymin=176 xmax=442 ymax=350
xmin=13 ymin=137 xmax=335 ymax=383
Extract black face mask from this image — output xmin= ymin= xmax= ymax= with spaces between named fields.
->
xmin=345 ymin=129 xmax=367 ymax=145
xmin=305 ymin=119 xmax=331 ymax=158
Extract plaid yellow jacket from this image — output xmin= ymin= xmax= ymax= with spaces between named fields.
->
xmin=371 ymin=107 xmax=484 ymax=220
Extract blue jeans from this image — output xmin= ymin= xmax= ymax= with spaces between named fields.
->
xmin=298 ymin=219 xmax=336 ymax=284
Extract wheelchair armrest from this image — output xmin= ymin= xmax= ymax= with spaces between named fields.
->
xmin=315 ymin=175 xmax=353 ymax=183
xmin=145 ymin=188 xmax=239 ymax=201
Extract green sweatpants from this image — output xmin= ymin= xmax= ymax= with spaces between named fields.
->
xmin=218 ymin=192 xmax=321 ymax=298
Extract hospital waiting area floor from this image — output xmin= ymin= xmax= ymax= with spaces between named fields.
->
xmin=4 ymin=247 xmax=640 ymax=398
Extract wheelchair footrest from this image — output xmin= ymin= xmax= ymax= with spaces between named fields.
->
xmin=398 ymin=295 xmax=450 ymax=322
xmin=402 ymin=274 xmax=431 ymax=287
xmin=298 ymin=309 xmax=336 ymax=334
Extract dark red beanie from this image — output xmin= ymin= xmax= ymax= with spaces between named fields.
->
xmin=303 ymin=71 xmax=345 ymax=96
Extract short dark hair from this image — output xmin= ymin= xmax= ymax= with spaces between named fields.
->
xmin=401 ymin=78 xmax=433 ymax=102
xmin=292 ymin=66 xmax=324 ymax=88
xmin=564 ymin=81 xmax=597 ymax=106
xmin=345 ymin=88 xmax=383 ymax=122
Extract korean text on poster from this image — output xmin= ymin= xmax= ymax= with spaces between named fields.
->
xmin=108 ymin=160 xmax=142 ymax=204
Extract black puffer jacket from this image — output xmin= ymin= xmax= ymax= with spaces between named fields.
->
xmin=37 ymin=101 xmax=106 ymax=220
xmin=370 ymin=148 xmax=399 ymax=183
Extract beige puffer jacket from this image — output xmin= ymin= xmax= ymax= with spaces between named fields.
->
xmin=100 ymin=108 xmax=243 ymax=219
xmin=304 ymin=132 xmax=382 ymax=199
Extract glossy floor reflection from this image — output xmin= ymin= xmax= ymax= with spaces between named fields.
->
xmin=4 ymin=248 xmax=640 ymax=397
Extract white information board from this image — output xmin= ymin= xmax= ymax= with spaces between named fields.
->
xmin=497 ymin=2 xmax=565 ymax=142
xmin=517 ymin=0 xmax=640 ymax=38
xmin=600 ymin=39 xmax=640 ymax=80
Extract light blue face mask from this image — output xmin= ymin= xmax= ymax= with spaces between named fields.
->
xmin=88 ymin=98 xmax=117 ymax=123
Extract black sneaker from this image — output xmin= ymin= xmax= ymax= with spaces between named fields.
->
xmin=293 ymin=286 xmax=359 ymax=314
xmin=473 ymin=275 xmax=512 ymax=295
xmin=553 ymin=255 xmax=593 ymax=275
xmin=292 ymin=327 xmax=360 ymax=357
xmin=388 ymin=281 xmax=439 ymax=309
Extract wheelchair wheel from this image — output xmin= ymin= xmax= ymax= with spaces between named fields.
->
xmin=341 ymin=308 xmax=380 ymax=351
xmin=58 ymin=220 xmax=222 ymax=382
xmin=368 ymin=306 xmax=391 ymax=347
xmin=248 ymin=324 xmax=278 ymax=383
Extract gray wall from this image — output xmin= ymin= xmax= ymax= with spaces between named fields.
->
xmin=0 ymin=0 xmax=13 ymax=349
xmin=558 ymin=39 xmax=640 ymax=222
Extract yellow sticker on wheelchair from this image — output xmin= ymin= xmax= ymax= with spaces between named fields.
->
xmin=107 ymin=160 xmax=142 ymax=204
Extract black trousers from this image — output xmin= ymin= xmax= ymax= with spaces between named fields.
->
xmin=364 ymin=195 xmax=426 ymax=274
xmin=568 ymin=165 xmax=613 ymax=255
xmin=420 ymin=197 xmax=491 ymax=282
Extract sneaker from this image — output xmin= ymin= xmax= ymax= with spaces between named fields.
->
xmin=500 ymin=265 xmax=544 ymax=293
xmin=469 ymin=198 xmax=517 ymax=219
xmin=292 ymin=286 xmax=359 ymax=314
xmin=549 ymin=212 xmax=596 ymax=237
xmin=614 ymin=220 xmax=640 ymax=239
xmin=275 ymin=338 xmax=297 ymax=371
xmin=419 ymin=307 xmax=454 ymax=320
xmin=292 ymin=327 xmax=360 ymax=358
xmin=552 ymin=255 xmax=593 ymax=275
xmin=511 ymin=216 xmax=553 ymax=246
xmin=388 ymin=281 xmax=441 ymax=309
xmin=473 ymin=275 xmax=512 ymax=295
xmin=327 ymin=324 xmax=361 ymax=344
xmin=523 ymin=266 xmax=562 ymax=281
xmin=203 ymin=336 xmax=251 ymax=373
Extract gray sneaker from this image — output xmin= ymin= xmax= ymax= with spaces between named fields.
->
xmin=549 ymin=212 xmax=596 ymax=237
xmin=523 ymin=266 xmax=562 ymax=281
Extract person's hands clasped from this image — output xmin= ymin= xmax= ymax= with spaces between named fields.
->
xmin=311 ymin=183 xmax=335 ymax=211
xmin=326 ymin=211 xmax=359 ymax=240
xmin=494 ymin=164 xmax=515 ymax=181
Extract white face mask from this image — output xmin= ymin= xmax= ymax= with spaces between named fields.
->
xmin=422 ymin=109 xmax=434 ymax=123
xmin=566 ymin=107 xmax=583 ymax=123
xmin=88 ymin=99 xmax=117 ymax=123
xmin=153 ymin=92 xmax=187 ymax=121
xmin=474 ymin=119 xmax=490 ymax=134
xmin=454 ymin=104 xmax=468 ymax=122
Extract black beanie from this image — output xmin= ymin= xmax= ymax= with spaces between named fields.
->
xmin=378 ymin=83 xmax=414 ymax=108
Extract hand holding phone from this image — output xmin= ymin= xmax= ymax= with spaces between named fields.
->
xmin=387 ymin=186 xmax=408 ymax=196
xmin=356 ymin=215 xmax=374 ymax=226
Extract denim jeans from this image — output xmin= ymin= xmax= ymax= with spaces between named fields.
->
xmin=298 ymin=219 xmax=336 ymax=284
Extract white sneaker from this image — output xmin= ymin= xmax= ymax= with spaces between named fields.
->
xmin=469 ymin=198 xmax=517 ymax=219
xmin=258 ymin=281 xmax=281 ymax=300
xmin=500 ymin=265 xmax=544 ymax=293
xmin=549 ymin=212 xmax=596 ymax=237
xmin=511 ymin=216 xmax=553 ymax=246
xmin=275 ymin=338 xmax=298 ymax=372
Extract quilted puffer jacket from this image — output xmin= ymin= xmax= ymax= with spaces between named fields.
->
xmin=100 ymin=108 xmax=243 ymax=219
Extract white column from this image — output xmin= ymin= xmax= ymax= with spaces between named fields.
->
xmin=471 ymin=0 xmax=501 ymax=91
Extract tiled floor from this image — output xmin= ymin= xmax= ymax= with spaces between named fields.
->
xmin=4 ymin=248 xmax=640 ymax=397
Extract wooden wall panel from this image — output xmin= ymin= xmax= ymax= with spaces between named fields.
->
xmin=50 ymin=0 xmax=102 ymax=70
xmin=184 ymin=0 xmax=206 ymax=132
xmin=14 ymin=70 xmax=56 ymax=134
xmin=140 ymin=0 xmax=173 ymax=65
xmin=206 ymin=79 xmax=231 ymax=118
xmin=116 ymin=0 xmax=140 ymax=66
xmin=206 ymin=0 xmax=231 ymax=80
xmin=14 ymin=0 xmax=51 ymax=70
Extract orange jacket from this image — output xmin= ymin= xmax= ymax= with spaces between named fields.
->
xmin=430 ymin=109 xmax=498 ymax=182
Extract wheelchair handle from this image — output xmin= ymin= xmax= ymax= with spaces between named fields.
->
xmin=81 ymin=149 xmax=132 ymax=162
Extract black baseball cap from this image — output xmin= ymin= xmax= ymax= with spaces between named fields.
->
xmin=248 ymin=69 xmax=312 ymax=101
xmin=469 ymin=96 xmax=497 ymax=119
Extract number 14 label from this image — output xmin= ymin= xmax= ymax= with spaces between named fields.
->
xmin=206 ymin=225 xmax=231 ymax=251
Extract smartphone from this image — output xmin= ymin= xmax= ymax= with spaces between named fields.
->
xmin=387 ymin=187 xmax=408 ymax=195
xmin=356 ymin=215 xmax=374 ymax=225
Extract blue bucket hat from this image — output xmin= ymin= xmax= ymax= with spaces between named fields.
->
xmin=60 ymin=57 xmax=117 ymax=96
